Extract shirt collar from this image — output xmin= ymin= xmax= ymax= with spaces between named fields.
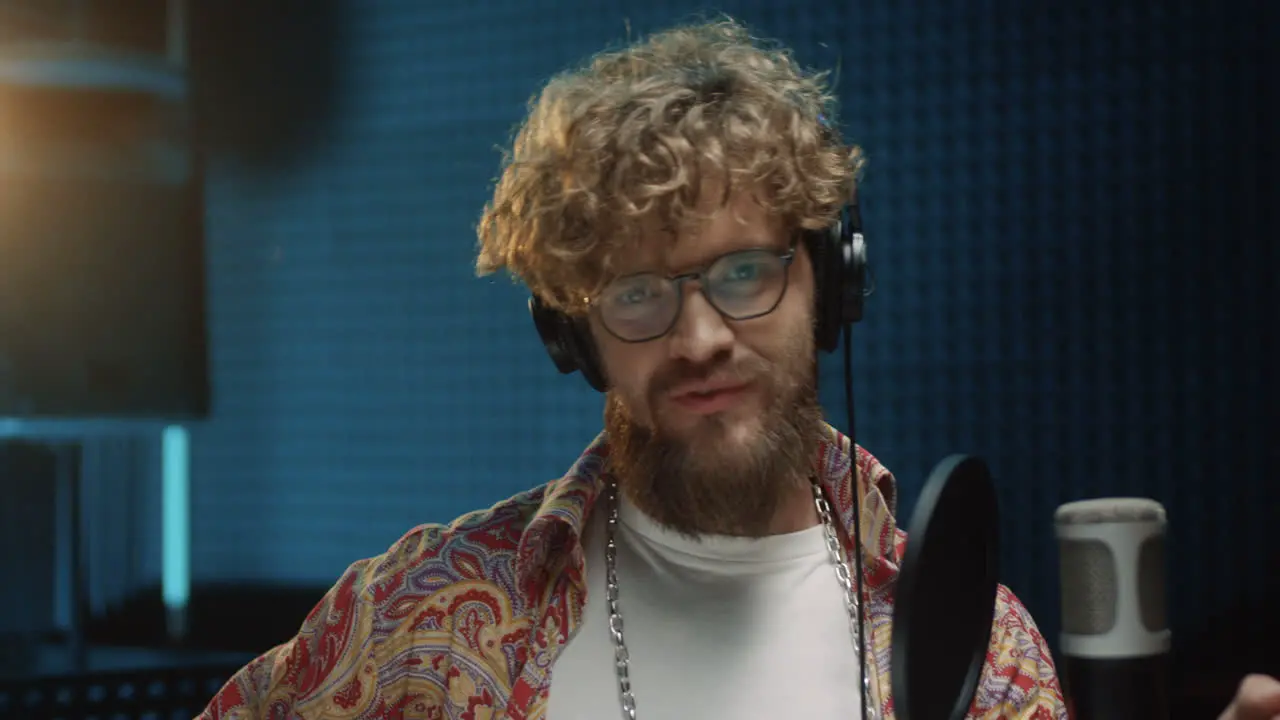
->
xmin=515 ymin=423 xmax=902 ymax=595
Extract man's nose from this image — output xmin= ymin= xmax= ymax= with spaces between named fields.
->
xmin=667 ymin=289 xmax=734 ymax=366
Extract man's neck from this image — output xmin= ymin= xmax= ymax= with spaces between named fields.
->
xmin=765 ymin=479 xmax=822 ymax=535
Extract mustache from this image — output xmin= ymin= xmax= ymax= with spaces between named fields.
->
xmin=648 ymin=354 xmax=773 ymax=397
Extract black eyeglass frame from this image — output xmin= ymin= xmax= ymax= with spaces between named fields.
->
xmin=590 ymin=242 xmax=799 ymax=344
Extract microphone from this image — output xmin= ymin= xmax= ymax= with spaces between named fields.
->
xmin=1054 ymin=498 xmax=1171 ymax=720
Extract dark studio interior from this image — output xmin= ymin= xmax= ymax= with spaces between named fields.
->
xmin=0 ymin=1 xmax=1274 ymax=718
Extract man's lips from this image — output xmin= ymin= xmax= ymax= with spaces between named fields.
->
xmin=668 ymin=381 xmax=751 ymax=414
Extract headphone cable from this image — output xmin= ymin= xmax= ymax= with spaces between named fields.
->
xmin=842 ymin=320 xmax=872 ymax=720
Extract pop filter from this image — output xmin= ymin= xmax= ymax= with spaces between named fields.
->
xmin=891 ymin=454 xmax=1002 ymax=720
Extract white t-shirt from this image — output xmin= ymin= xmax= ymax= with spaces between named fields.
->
xmin=546 ymin=491 xmax=865 ymax=719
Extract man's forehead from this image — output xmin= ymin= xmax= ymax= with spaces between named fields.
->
xmin=609 ymin=190 xmax=786 ymax=275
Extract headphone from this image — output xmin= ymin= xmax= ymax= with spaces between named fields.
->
xmin=528 ymin=196 xmax=870 ymax=392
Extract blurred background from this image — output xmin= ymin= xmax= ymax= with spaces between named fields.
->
xmin=0 ymin=0 xmax=1273 ymax=718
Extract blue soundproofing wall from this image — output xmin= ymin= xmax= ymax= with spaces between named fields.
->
xmin=168 ymin=0 xmax=1269 ymax=676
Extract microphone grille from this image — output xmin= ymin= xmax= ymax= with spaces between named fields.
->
xmin=1058 ymin=538 xmax=1119 ymax=634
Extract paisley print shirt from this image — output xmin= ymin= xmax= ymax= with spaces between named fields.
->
xmin=198 ymin=426 xmax=1067 ymax=719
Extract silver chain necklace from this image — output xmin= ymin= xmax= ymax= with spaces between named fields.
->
xmin=603 ymin=478 xmax=878 ymax=720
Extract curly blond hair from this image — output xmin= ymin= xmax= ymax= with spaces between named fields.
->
xmin=475 ymin=17 xmax=864 ymax=313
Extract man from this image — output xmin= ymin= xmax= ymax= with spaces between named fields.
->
xmin=199 ymin=19 xmax=1065 ymax=719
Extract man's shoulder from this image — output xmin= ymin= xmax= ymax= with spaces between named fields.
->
xmin=971 ymin=584 xmax=1068 ymax=718
xmin=197 ymin=483 xmax=558 ymax=719
xmin=356 ymin=481 xmax=555 ymax=604
xmin=989 ymin=584 xmax=1057 ymax=671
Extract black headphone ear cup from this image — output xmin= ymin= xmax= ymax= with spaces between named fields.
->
xmin=808 ymin=205 xmax=870 ymax=353
xmin=841 ymin=198 xmax=870 ymax=326
xmin=842 ymin=224 xmax=867 ymax=325
xmin=528 ymin=296 xmax=610 ymax=392
xmin=572 ymin=321 xmax=608 ymax=392
xmin=529 ymin=296 xmax=580 ymax=375
xmin=808 ymin=223 xmax=844 ymax=353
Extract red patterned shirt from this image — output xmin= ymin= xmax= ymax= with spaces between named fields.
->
xmin=199 ymin=426 xmax=1066 ymax=719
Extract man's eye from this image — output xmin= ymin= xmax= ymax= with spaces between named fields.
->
xmin=723 ymin=261 xmax=763 ymax=281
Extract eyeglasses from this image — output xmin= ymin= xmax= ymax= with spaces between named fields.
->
xmin=592 ymin=245 xmax=797 ymax=343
